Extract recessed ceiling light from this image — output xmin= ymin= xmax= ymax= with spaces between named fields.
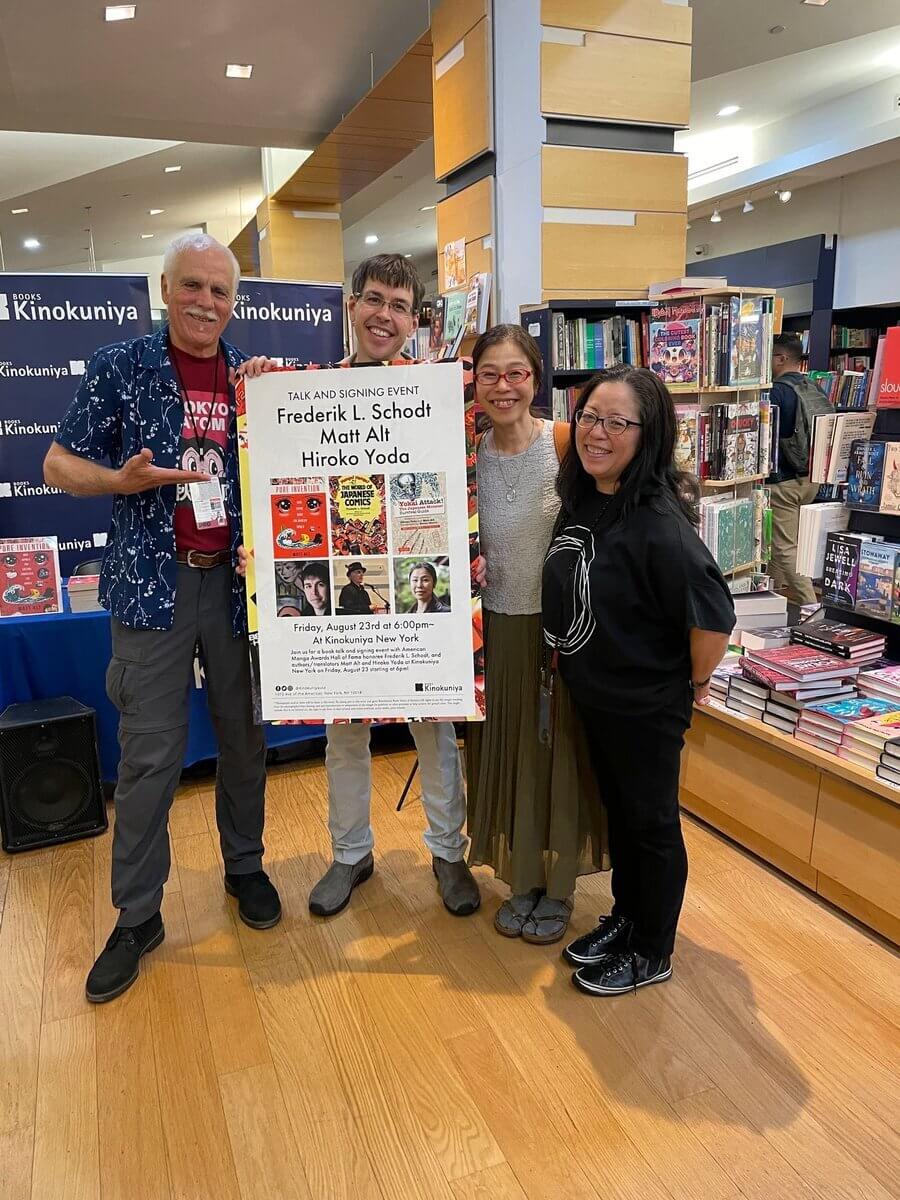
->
xmin=164 ymin=165 xmax=181 ymax=173
xmin=710 ymin=209 xmax=722 ymax=224
xmin=23 ymin=238 xmax=41 ymax=250
xmin=10 ymin=207 xmax=28 ymax=214
xmin=777 ymin=187 xmax=792 ymax=203
xmin=148 ymin=208 xmax=164 ymax=215
xmin=717 ymin=105 xmax=741 ymax=118
xmin=802 ymin=1 xmax=830 ymax=7
xmin=364 ymin=234 xmax=379 ymax=245
xmin=420 ymin=205 xmax=436 ymax=211
xmin=404 ymin=253 xmax=413 ymax=258
xmin=141 ymin=233 xmax=154 ymax=239
xmin=105 ymin=4 xmax=136 ymax=20
xmin=225 ymin=63 xmax=253 ymax=79
xmin=743 ymin=199 xmax=755 ymax=213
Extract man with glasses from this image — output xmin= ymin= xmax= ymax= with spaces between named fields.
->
xmin=309 ymin=254 xmax=480 ymax=918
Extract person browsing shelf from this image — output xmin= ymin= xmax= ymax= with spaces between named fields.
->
xmin=466 ymin=325 xmax=607 ymax=946
xmin=543 ymin=365 xmax=734 ymax=996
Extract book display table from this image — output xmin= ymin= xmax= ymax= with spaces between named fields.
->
xmin=682 ymin=701 xmax=899 ymax=945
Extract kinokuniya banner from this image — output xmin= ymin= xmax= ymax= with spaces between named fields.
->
xmin=0 ymin=274 xmax=152 ymax=575
xmin=224 ymin=277 xmax=344 ymax=366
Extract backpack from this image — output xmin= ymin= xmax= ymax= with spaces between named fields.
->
xmin=777 ymin=372 xmax=834 ymax=475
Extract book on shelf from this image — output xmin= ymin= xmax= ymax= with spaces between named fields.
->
xmin=854 ymin=542 xmax=899 ymax=620
xmin=807 ymin=369 xmax=872 ymax=410
xmin=649 ymin=300 xmax=702 ymax=390
xmin=739 ymin=657 xmax=857 ymax=698
xmin=796 ymin=697 xmax=899 ymax=751
xmin=550 ymin=311 xmax=647 ymax=373
xmin=857 ymin=663 xmax=900 ymax=700
xmin=442 ymin=291 xmax=467 ymax=346
xmin=821 ymin=531 xmax=882 ymax=609
xmin=796 ymin=502 xmax=849 ymax=579
xmin=878 ymin=441 xmax=900 ymax=513
xmin=828 ymin=356 xmax=872 ymax=376
xmin=876 ymin=327 xmax=900 ymax=408
xmin=842 ymin=710 xmax=900 ymax=752
xmin=790 ymin=620 xmax=885 ymax=661
xmin=846 ymin=439 xmax=887 ymax=507
xmin=738 ymin=625 xmax=794 ymax=651
xmin=694 ymin=399 xmax=763 ymax=480
xmin=831 ymin=325 xmax=878 ymax=349
xmin=674 ymin=405 xmax=700 ymax=475
xmin=880 ymin=737 xmax=900 ymax=767
xmin=876 ymin=761 xmax=900 ymax=786
xmin=463 ymin=272 xmax=492 ymax=338
xmin=695 ymin=295 xmax=775 ymax=389
xmin=743 ymin=645 xmax=859 ymax=683
xmin=809 ymin=412 xmax=876 ymax=484
xmin=700 ymin=495 xmax=755 ymax=573
xmin=648 ymin=276 xmax=727 ymax=299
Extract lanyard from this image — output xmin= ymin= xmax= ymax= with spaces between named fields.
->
xmin=170 ymin=345 xmax=222 ymax=451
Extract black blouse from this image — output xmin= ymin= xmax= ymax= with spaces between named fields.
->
xmin=542 ymin=491 xmax=735 ymax=714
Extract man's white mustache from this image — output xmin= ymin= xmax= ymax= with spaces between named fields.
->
xmin=185 ymin=307 xmax=216 ymax=321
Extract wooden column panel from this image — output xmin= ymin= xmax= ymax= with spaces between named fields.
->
xmin=433 ymin=16 xmax=492 ymax=180
xmin=256 ymin=200 xmax=343 ymax=283
xmin=541 ymin=0 xmax=692 ymax=45
xmin=542 ymin=212 xmax=686 ymax=294
xmin=541 ymin=34 xmax=690 ymax=127
xmin=542 ymin=145 xmax=687 ymax=214
xmin=436 ymin=177 xmax=494 ymax=293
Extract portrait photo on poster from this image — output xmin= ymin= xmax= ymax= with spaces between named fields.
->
xmin=275 ymin=558 xmax=332 ymax=618
xmin=394 ymin=556 xmax=452 ymax=614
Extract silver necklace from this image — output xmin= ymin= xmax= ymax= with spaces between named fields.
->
xmin=487 ymin=419 xmax=539 ymax=503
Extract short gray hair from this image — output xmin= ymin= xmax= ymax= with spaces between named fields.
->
xmin=163 ymin=232 xmax=240 ymax=291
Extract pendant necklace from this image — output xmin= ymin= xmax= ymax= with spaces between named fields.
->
xmin=490 ymin=419 xmax=539 ymax=503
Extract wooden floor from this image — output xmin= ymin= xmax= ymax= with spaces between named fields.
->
xmin=1 ymin=743 xmax=899 ymax=1200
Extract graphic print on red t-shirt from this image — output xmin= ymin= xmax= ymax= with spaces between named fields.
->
xmin=170 ymin=342 xmax=232 ymax=553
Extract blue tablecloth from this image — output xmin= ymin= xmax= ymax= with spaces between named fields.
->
xmin=0 ymin=592 xmax=324 ymax=780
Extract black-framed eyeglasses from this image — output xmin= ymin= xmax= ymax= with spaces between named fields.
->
xmin=356 ymin=291 xmax=415 ymax=318
xmin=474 ymin=368 xmax=533 ymax=386
xmin=575 ymin=411 xmax=642 ymax=436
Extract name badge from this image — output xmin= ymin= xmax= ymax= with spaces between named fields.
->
xmin=188 ymin=478 xmax=227 ymax=529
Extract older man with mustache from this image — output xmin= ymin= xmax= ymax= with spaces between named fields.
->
xmin=44 ymin=232 xmax=281 ymax=1004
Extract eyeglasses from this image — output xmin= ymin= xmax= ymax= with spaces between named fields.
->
xmin=356 ymin=291 xmax=414 ymax=318
xmin=474 ymin=368 xmax=533 ymax=386
xmin=575 ymin=411 xmax=642 ymax=436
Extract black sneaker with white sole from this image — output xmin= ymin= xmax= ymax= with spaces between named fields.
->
xmin=573 ymin=951 xmax=672 ymax=997
xmin=85 ymin=912 xmax=165 ymax=1004
xmin=562 ymin=913 xmax=632 ymax=967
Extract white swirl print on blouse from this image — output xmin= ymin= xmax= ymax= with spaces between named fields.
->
xmin=544 ymin=526 xmax=597 ymax=656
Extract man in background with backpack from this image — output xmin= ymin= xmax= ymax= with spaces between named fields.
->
xmin=767 ymin=332 xmax=833 ymax=612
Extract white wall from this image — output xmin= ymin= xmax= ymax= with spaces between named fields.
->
xmin=101 ymin=253 xmax=166 ymax=308
xmin=690 ymin=158 xmax=900 ymax=308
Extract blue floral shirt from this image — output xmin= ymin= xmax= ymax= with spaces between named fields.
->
xmin=55 ymin=326 xmax=249 ymax=633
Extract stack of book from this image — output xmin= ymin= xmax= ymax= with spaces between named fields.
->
xmin=736 ymin=646 xmax=861 ymax=728
xmin=789 ymin=620 xmax=885 ymax=665
xmin=710 ymin=654 xmax=742 ymax=704
xmin=808 ymin=413 xmax=876 ymax=484
xmin=67 ymin=574 xmax=102 ymax=613
xmin=795 ymin=696 xmax=900 ymax=754
xmin=808 ymin=370 xmax=872 ymax=410
xmin=857 ymin=662 xmax=900 ymax=702
xmin=839 ymin=711 xmax=900 ymax=769
xmin=877 ymin=738 xmax=900 ymax=785
xmin=700 ymin=295 xmax=775 ymax=388
xmin=738 ymin=625 xmax=793 ymax=651
xmin=675 ymin=398 xmax=765 ymax=480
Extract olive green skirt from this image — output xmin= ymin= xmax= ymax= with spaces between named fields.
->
xmin=466 ymin=610 xmax=609 ymax=898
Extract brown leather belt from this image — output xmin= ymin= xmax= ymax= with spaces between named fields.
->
xmin=176 ymin=549 xmax=232 ymax=569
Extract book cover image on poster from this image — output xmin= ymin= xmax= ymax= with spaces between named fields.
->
xmin=335 ymin=558 xmax=392 ymax=615
xmin=649 ymin=301 xmax=701 ymax=389
xmin=846 ymin=440 xmax=886 ymax=508
xmin=0 ymin=537 xmax=64 ymax=617
xmin=394 ymin=556 xmax=452 ymax=614
xmin=390 ymin=472 xmax=448 ymax=555
xmin=274 ymin=559 xmax=332 ymax=618
xmin=330 ymin=475 xmax=388 ymax=556
xmin=269 ymin=477 xmax=328 ymax=557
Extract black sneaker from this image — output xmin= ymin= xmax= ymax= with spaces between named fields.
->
xmin=225 ymin=870 xmax=282 ymax=929
xmin=85 ymin=913 xmax=165 ymax=1004
xmin=573 ymin=951 xmax=672 ymax=997
xmin=562 ymin=913 xmax=632 ymax=966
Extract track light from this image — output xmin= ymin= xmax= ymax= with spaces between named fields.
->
xmin=710 ymin=209 xmax=722 ymax=224
xmin=777 ymin=188 xmax=792 ymax=203
xmin=743 ymin=199 xmax=754 ymax=214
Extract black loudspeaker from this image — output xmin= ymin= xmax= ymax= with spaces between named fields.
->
xmin=0 ymin=697 xmax=108 ymax=853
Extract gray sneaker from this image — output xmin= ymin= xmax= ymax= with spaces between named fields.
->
xmin=308 ymin=854 xmax=374 ymax=917
xmin=432 ymin=856 xmax=481 ymax=916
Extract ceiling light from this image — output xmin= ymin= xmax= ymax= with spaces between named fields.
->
xmin=148 ymin=208 xmax=164 ymax=215
xmin=23 ymin=238 xmax=41 ymax=250
xmin=225 ymin=64 xmax=253 ymax=79
xmin=710 ymin=209 xmax=722 ymax=224
xmin=141 ymin=233 xmax=154 ymax=239
xmin=802 ymin=1 xmax=830 ymax=6
xmin=164 ymin=165 xmax=181 ymax=173
xmin=404 ymin=253 xmax=413 ymax=258
xmin=769 ymin=25 xmax=786 ymax=34
xmin=105 ymin=4 xmax=136 ymax=20
xmin=420 ymin=205 xmax=436 ymax=211
xmin=717 ymin=105 xmax=741 ymax=118
xmin=10 ymin=207 xmax=28 ymax=214
xmin=777 ymin=188 xmax=792 ymax=203
xmin=364 ymin=234 xmax=379 ymax=245
xmin=743 ymin=199 xmax=754 ymax=213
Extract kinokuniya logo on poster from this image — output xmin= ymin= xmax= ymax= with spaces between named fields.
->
xmin=0 ymin=291 xmax=139 ymax=325
xmin=231 ymin=292 xmax=335 ymax=326
xmin=0 ymin=418 xmax=59 ymax=437
xmin=0 ymin=480 xmax=65 ymax=498
xmin=0 ymin=360 xmax=86 ymax=379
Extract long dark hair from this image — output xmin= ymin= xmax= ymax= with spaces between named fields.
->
xmin=554 ymin=365 xmax=699 ymax=534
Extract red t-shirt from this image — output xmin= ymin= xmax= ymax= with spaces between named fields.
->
xmin=170 ymin=342 xmax=231 ymax=553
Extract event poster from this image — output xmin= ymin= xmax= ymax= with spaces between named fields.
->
xmin=237 ymin=361 xmax=483 ymax=722
xmin=0 ymin=535 xmax=63 ymax=617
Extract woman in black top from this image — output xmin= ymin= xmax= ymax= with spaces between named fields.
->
xmin=543 ymin=365 xmax=734 ymax=997
xmin=405 ymin=562 xmax=451 ymax=613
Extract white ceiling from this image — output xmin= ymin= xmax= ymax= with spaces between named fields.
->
xmin=690 ymin=0 xmax=900 ymax=80
xmin=0 ymin=0 xmax=430 ymax=147
xmin=0 ymin=131 xmax=180 ymax=201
